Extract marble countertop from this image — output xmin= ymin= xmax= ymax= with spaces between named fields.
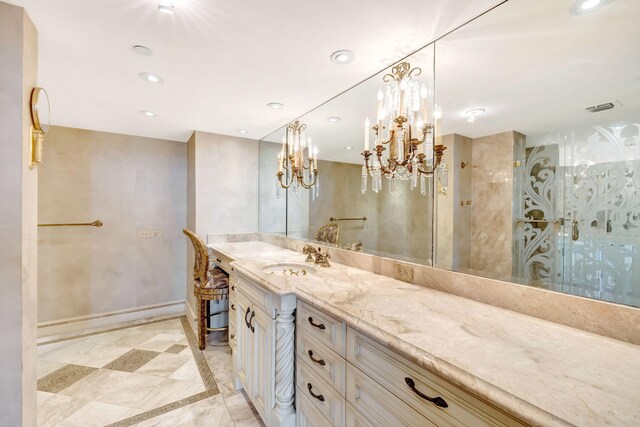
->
xmin=209 ymin=241 xmax=640 ymax=427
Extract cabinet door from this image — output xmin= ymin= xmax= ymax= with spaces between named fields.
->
xmin=249 ymin=306 xmax=274 ymax=425
xmin=235 ymin=291 xmax=252 ymax=394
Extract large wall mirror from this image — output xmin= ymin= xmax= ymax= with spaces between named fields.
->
xmin=259 ymin=0 xmax=640 ymax=308
xmin=260 ymin=45 xmax=436 ymax=265
xmin=434 ymin=0 xmax=640 ymax=307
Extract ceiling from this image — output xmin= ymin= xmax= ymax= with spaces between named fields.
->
xmin=9 ymin=0 xmax=503 ymax=142
xmin=263 ymin=0 xmax=640 ymax=165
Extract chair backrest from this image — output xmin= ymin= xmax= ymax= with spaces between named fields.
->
xmin=315 ymin=223 xmax=340 ymax=244
xmin=183 ymin=228 xmax=209 ymax=284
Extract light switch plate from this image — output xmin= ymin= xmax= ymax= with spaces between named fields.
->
xmin=228 ymin=234 xmax=250 ymax=242
xmin=393 ymin=262 xmax=414 ymax=283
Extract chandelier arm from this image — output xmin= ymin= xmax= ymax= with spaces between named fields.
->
xmin=381 ymin=129 xmax=395 ymax=145
xmin=298 ymin=171 xmax=318 ymax=189
xmin=277 ymin=171 xmax=297 ymax=189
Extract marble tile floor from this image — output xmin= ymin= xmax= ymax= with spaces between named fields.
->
xmin=37 ymin=316 xmax=264 ymax=427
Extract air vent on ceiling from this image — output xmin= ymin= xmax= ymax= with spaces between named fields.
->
xmin=586 ymin=102 xmax=615 ymax=113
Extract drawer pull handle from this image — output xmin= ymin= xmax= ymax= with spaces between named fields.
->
xmin=308 ymin=317 xmax=326 ymax=330
xmin=405 ymin=377 xmax=448 ymax=408
xmin=244 ymin=307 xmax=251 ymax=328
xmin=216 ymin=258 xmax=222 ymax=263
xmin=249 ymin=311 xmax=255 ymax=333
xmin=307 ymin=350 xmax=326 ymax=366
xmin=231 ymin=304 xmax=236 ymax=311
xmin=307 ymin=383 xmax=325 ymax=402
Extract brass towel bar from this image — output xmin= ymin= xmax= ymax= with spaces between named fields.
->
xmin=330 ymin=216 xmax=367 ymax=222
xmin=38 ymin=220 xmax=103 ymax=228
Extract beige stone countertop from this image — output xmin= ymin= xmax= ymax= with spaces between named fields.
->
xmin=209 ymin=241 xmax=640 ymax=427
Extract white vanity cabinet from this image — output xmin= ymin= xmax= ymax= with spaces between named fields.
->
xmin=295 ymin=301 xmax=347 ymax=427
xmin=235 ymin=289 xmax=273 ymax=422
xmin=346 ymin=328 xmax=527 ymax=427
xmin=231 ymin=271 xmax=296 ymax=427
xmin=295 ymin=299 xmax=526 ymax=427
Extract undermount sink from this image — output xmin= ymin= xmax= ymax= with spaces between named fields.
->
xmin=260 ymin=262 xmax=317 ymax=276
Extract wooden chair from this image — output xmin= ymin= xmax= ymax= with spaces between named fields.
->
xmin=183 ymin=228 xmax=229 ymax=350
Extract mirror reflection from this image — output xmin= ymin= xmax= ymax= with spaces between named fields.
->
xmin=434 ymin=0 xmax=640 ymax=307
xmin=259 ymin=0 xmax=640 ymax=308
xmin=260 ymin=46 xmax=436 ymax=265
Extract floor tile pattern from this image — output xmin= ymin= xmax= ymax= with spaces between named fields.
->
xmin=103 ymin=350 xmax=160 ymax=373
xmin=36 ymin=316 xmax=263 ymax=426
xmin=38 ymin=364 xmax=97 ymax=394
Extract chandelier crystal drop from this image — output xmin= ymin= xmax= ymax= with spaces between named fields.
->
xmin=276 ymin=121 xmax=319 ymax=199
xmin=361 ymin=61 xmax=447 ymax=195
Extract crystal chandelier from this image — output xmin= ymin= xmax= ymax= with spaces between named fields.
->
xmin=276 ymin=120 xmax=319 ymax=200
xmin=361 ymin=61 xmax=447 ymax=195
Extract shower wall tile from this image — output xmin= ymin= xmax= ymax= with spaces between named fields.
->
xmin=38 ymin=126 xmax=188 ymax=323
xmin=470 ymin=131 xmax=517 ymax=277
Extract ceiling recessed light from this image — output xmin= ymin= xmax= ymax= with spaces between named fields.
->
xmin=139 ymin=72 xmax=164 ymax=84
xmin=465 ymin=108 xmax=486 ymax=123
xmin=327 ymin=116 xmax=342 ymax=123
xmin=344 ymin=146 xmax=353 ymax=150
xmin=236 ymin=129 xmax=248 ymax=135
xmin=330 ymin=50 xmax=355 ymax=65
xmin=158 ymin=1 xmax=175 ymax=14
xmin=267 ymin=102 xmax=284 ymax=109
xmin=570 ymin=0 xmax=605 ymax=15
xmin=132 ymin=45 xmax=153 ymax=56
xmin=139 ymin=110 xmax=157 ymax=117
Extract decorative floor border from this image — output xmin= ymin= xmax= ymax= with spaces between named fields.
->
xmin=39 ymin=315 xmax=221 ymax=427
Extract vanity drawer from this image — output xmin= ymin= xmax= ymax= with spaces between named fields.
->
xmin=298 ymin=301 xmax=346 ymax=357
xmin=345 ymin=402 xmax=374 ymax=427
xmin=347 ymin=328 xmax=525 ymax=427
xmin=296 ymin=386 xmax=335 ymax=427
xmin=237 ymin=275 xmax=275 ymax=319
xmin=229 ymin=274 xmax=237 ymax=296
xmin=210 ymin=250 xmax=232 ymax=273
xmin=297 ymin=356 xmax=345 ymax=427
xmin=297 ymin=332 xmax=346 ymax=396
xmin=346 ymin=363 xmax=435 ymax=427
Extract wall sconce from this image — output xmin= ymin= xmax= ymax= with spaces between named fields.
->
xmin=29 ymin=87 xmax=50 ymax=169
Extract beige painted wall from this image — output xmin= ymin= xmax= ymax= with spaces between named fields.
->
xmin=299 ymin=159 xmax=432 ymax=264
xmin=38 ymin=126 xmax=187 ymax=322
xmin=0 ymin=3 xmax=38 ymax=425
xmin=186 ymin=131 xmax=259 ymax=315
xmin=308 ymin=160 xmax=378 ymax=249
xmin=259 ymin=141 xmax=286 ymax=234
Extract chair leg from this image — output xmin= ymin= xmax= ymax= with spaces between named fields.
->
xmin=198 ymin=297 xmax=206 ymax=350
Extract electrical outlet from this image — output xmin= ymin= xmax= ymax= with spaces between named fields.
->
xmin=228 ymin=234 xmax=250 ymax=242
xmin=393 ymin=262 xmax=414 ymax=283
xmin=138 ymin=231 xmax=151 ymax=238
xmin=151 ymin=231 xmax=161 ymax=237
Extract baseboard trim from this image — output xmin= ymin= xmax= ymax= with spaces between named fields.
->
xmin=38 ymin=300 xmax=187 ymax=339
xmin=186 ymin=301 xmax=197 ymax=334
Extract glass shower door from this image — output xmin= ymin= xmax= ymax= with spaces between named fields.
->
xmin=562 ymin=123 xmax=640 ymax=307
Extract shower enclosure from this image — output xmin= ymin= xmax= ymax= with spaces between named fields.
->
xmin=515 ymin=122 xmax=640 ymax=307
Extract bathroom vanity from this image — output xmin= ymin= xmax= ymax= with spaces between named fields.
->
xmin=210 ymin=240 xmax=640 ymax=427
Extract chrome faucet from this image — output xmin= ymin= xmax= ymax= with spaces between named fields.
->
xmin=303 ymin=244 xmax=331 ymax=267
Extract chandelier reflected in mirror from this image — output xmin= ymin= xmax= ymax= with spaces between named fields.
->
xmin=276 ymin=120 xmax=319 ymax=200
xmin=361 ymin=61 xmax=447 ymax=195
